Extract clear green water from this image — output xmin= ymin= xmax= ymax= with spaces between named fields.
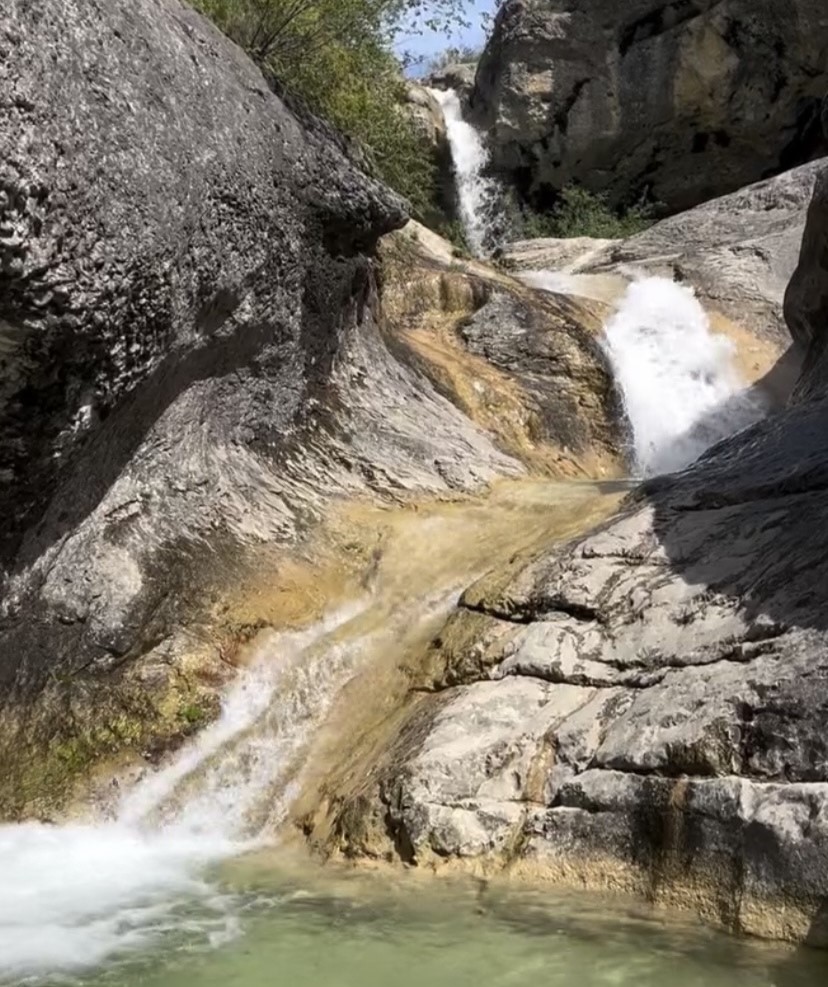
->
xmin=73 ymin=863 xmax=828 ymax=987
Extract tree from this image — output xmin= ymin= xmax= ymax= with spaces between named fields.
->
xmin=192 ymin=0 xmax=472 ymax=218
xmin=425 ymin=44 xmax=482 ymax=74
xmin=193 ymin=0 xmax=471 ymax=76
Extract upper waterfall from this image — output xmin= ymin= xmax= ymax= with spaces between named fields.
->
xmin=427 ymin=87 xmax=505 ymax=257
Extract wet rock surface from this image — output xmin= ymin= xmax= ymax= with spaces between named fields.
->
xmin=471 ymin=0 xmax=828 ymax=213
xmin=318 ymin=164 xmax=828 ymax=945
xmin=0 ymin=2 xmax=621 ymax=817
xmin=584 ymin=160 xmax=827 ymax=344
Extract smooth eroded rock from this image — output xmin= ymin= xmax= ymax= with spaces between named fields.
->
xmin=316 ymin=159 xmax=828 ymax=946
xmin=0 ymin=1 xmax=625 ymax=818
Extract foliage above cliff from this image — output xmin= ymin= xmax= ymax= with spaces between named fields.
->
xmin=192 ymin=0 xmax=471 ymax=218
xmin=425 ymin=43 xmax=482 ymax=72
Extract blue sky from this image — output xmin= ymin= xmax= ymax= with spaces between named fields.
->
xmin=399 ymin=0 xmax=495 ymax=72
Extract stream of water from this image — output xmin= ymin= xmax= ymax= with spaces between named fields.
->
xmin=3 ymin=481 xmax=688 ymax=987
xmin=16 ymin=867 xmax=827 ymax=987
xmin=2 ymin=482 xmax=823 ymax=987
xmin=427 ymin=87 xmax=504 ymax=256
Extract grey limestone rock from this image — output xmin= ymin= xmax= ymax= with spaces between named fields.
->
xmin=0 ymin=0 xmax=525 ymax=814
xmin=471 ymin=0 xmax=828 ymax=213
xmin=331 ymin=158 xmax=828 ymax=946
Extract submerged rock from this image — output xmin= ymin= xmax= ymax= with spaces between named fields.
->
xmin=472 ymin=0 xmax=828 ymax=213
xmin=313 ymin=164 xmax=828 ymax=946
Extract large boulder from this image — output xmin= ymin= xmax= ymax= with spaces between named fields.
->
xmin=404 ymin=82 xmax=448 ymax=149
xmin=0 ymin=0 xmax=400 ymax=814
xmin=309 ymin=163 xmax=828 ymax=946
xmin=382 ymin=223 xmax=623 ymax=480
xmin=471 ymin=0 xmax=828 ymax=212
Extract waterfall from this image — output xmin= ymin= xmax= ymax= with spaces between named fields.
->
xmin=601 ymin=277 xmax=765 ymax=476
xmin=0 ymin=587 xmax=459 ymax=982
xmin=0 ymin=475 xmax=621 ymax=984
xmin=428 ymin=88 xmax=504 ymax=257
xmin=0 ymin=605 xmax=364 ymax=981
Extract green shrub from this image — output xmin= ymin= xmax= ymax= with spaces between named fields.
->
xmin=180 ymin=704 xmax=206 ymax=726
xmin=520 ymin=185 xmax=658 ymax=241
xmin=439 ymin=218 xmax=471 ymax=254
xmin=191 ymin=0 xmax=469 ymax=222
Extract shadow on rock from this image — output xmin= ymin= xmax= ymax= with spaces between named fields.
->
xmin=642 ymin=384 xmax=828 ymax=636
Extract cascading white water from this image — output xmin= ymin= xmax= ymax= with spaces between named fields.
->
xmin=519 ymin=271 xmax=765 ymax=475
xmin=428 ymin=88 xmax=503 ymax=256
xmin=0 ymin=822 xmax=238 ymax=980
xmin=601 ymin=277 xmax=765 ymax=475
xmin=0 ymin=591 xmax=459 ymax=983
xmin=116 ymin=601 xmax=369 ymax=835
xmin=0 ymin=603 xmax=364 ymax=981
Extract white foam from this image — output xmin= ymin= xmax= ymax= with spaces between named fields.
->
xmin=0 ymin=822 xmax=233 ymax=980
xmin=428 ymin=88 xmax=503 ymax=256
xmin=601 ymin=277 xmax=764 ymax=475
xmin=0 ymin=591 xmax=464 ymax=983
xmin=0 ymin=603 xmax=370 ymax=983
xmin=117 ymin=601 xmax=366 ymax=832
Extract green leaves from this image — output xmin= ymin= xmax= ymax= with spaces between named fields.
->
xmin=521 ymin=186 xmax=658 ymax=240
xmin=191 ymin=0 xmax=471 ymax=221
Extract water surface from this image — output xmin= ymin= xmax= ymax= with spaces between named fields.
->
xmin=43 ymin=864 xmax=828 ymax=987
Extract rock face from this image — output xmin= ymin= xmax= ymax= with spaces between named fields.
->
xmin=471 ymin=0 xmax=828 ymax=212
xmin=0 ymin=0 xmax=622 ymax=818
xmin=0 ymin=0 xmax=394 ymax=812
xmin=786 ymin=170 xmax=828 ymax=356
xmin=504 ymin=159 xmax=825 ymax=353
xmin=424 ymin=62 xmax=477 ymax=103
xmin=381 ymin=223 xmax=622 ymax=479
xmin=313 ymin=163 xmax=828 ymax=946
xmin=402 ymin=82 xmax=456 ymax=226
